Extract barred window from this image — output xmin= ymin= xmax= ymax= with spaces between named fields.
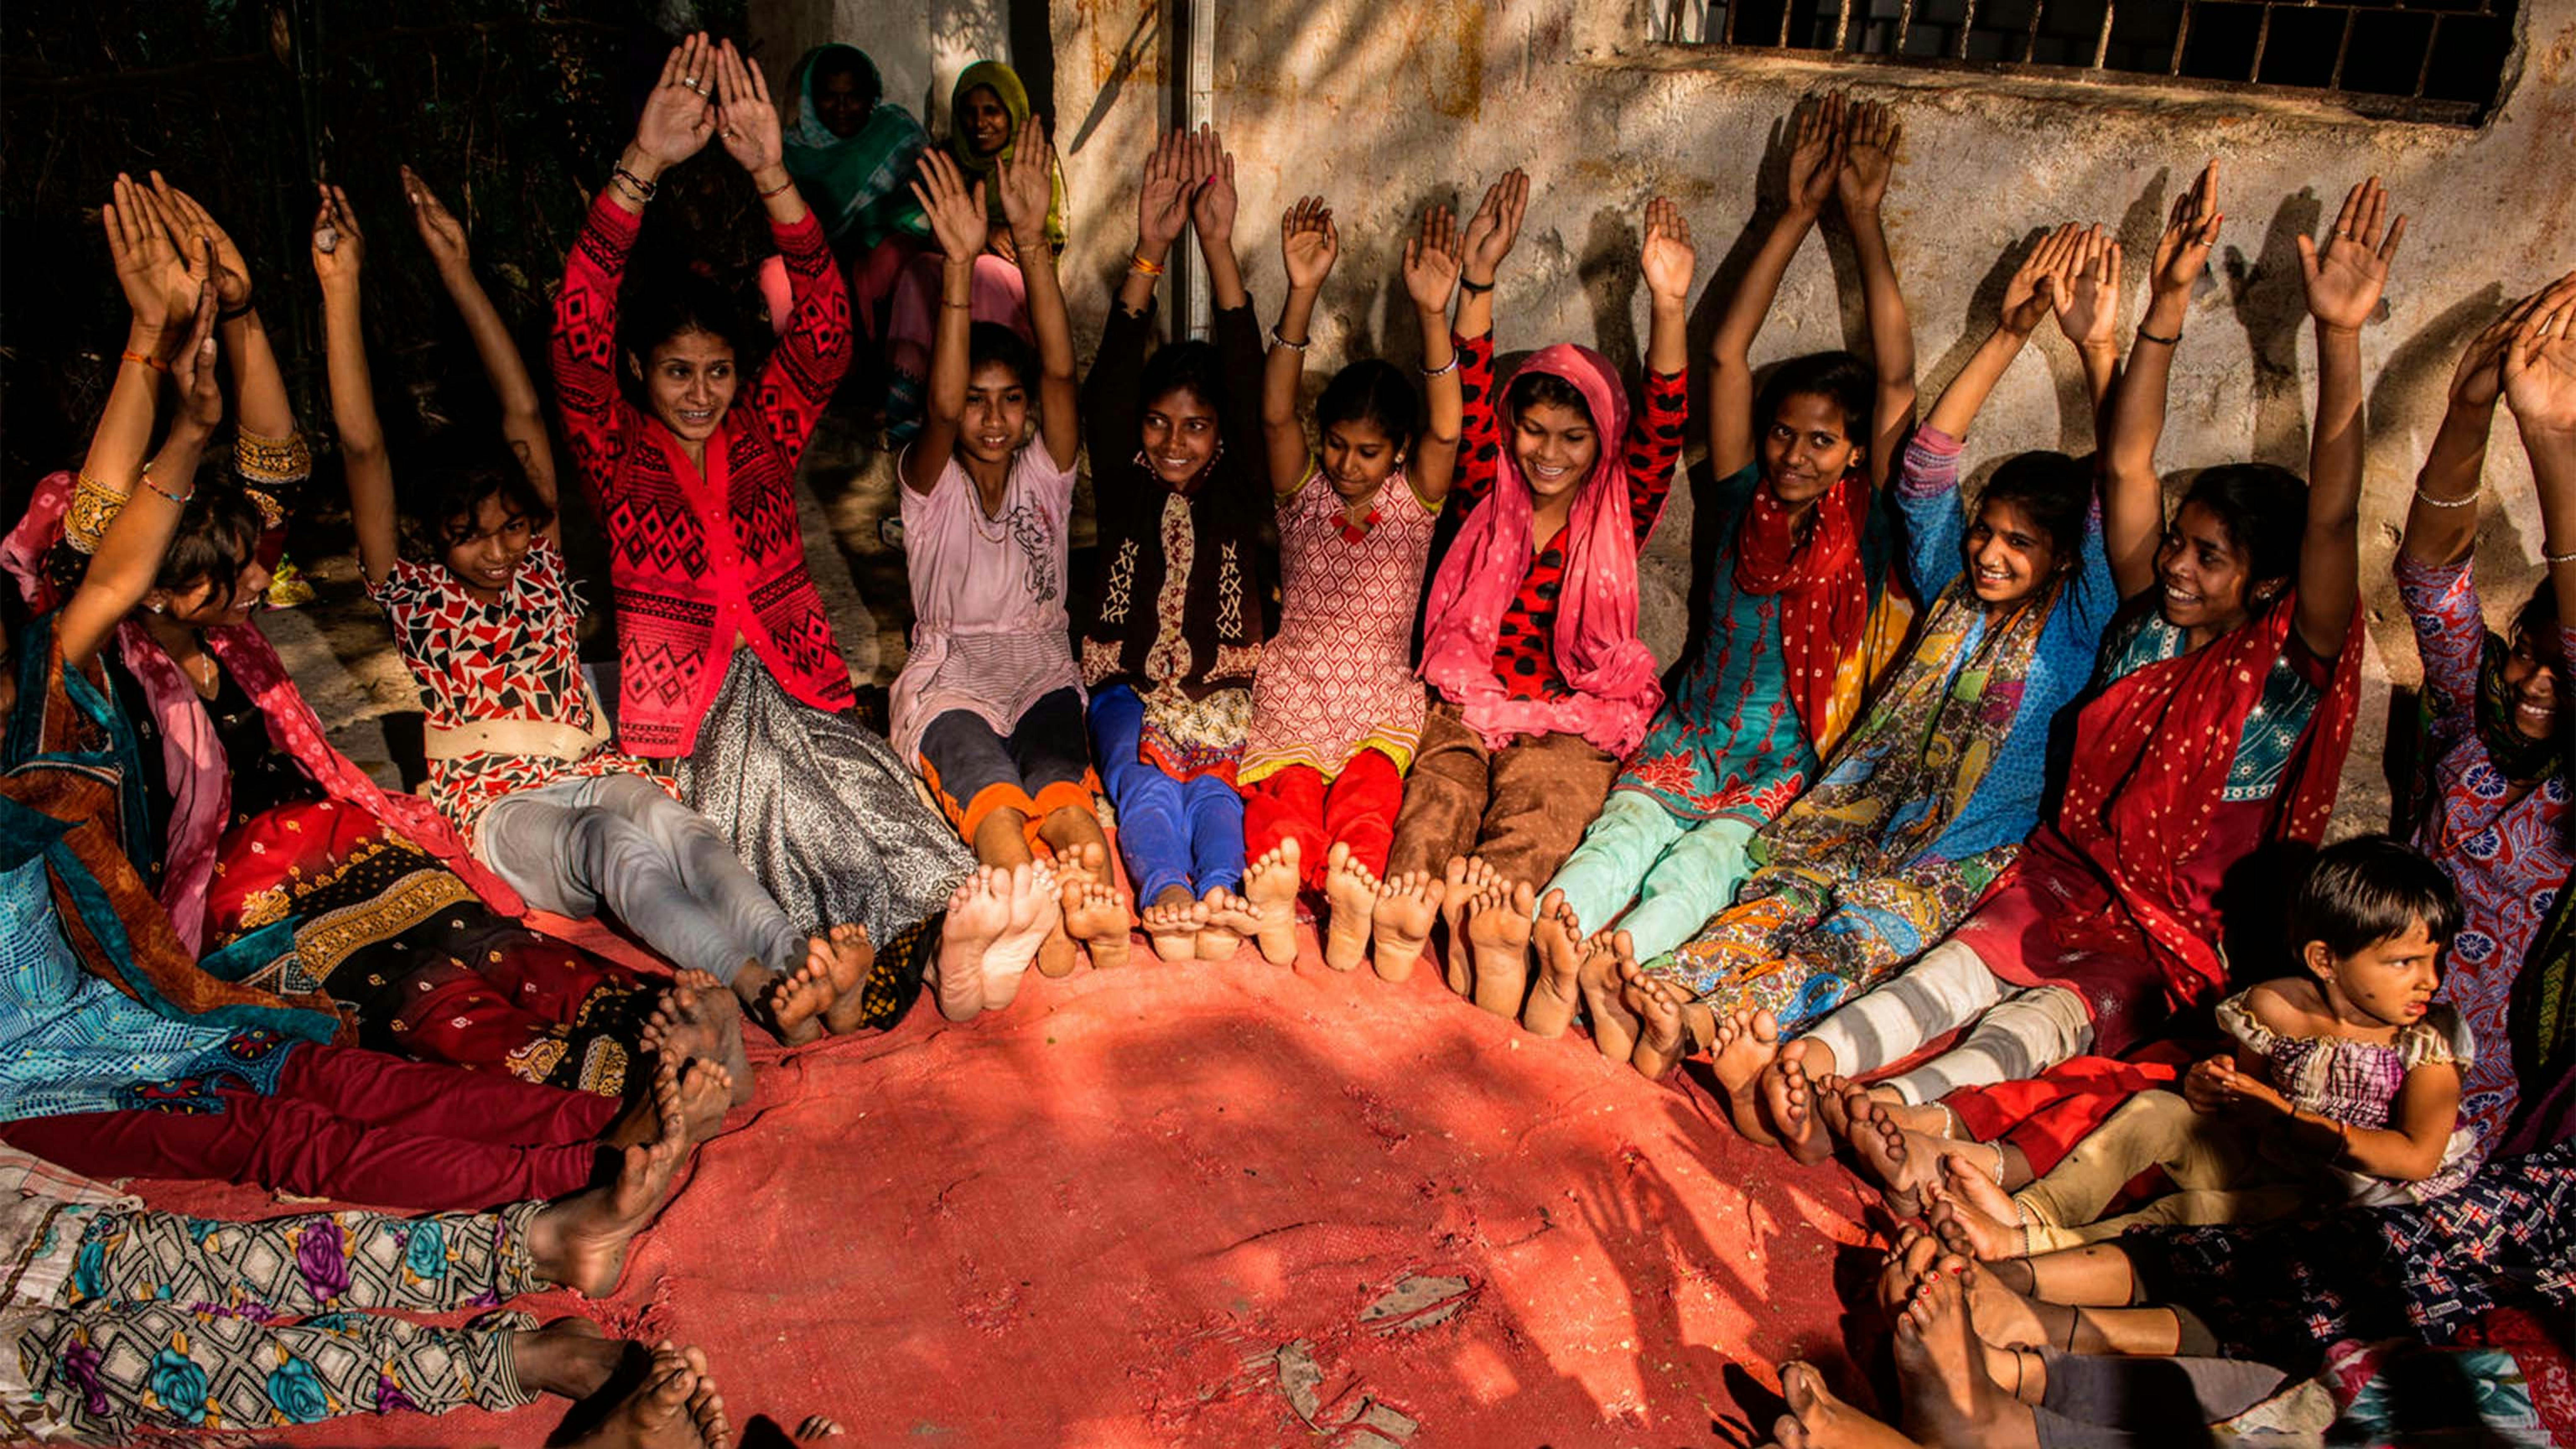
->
xmin=1648 ymin=0 xmax=2517 ymax=124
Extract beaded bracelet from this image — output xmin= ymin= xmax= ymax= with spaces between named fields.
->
xmin=2412 ymin=486 xmax=2480 ymax=509
xmin=2546 ymin=547 xmax=2576 ymax=566
xmin=1418 ymin=353 xmax=1460 ymax=379
xmin=138 ymin=467 xmax=193 ymax=507
xmin=1268 ymin=325 xmax=1309 ymax=353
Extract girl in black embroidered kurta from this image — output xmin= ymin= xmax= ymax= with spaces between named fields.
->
xmin=1078 ymin=128 xmax=1277 ymax=963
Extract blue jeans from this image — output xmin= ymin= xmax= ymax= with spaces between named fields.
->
xmin=1087 ymin=685 xmax=1244 ymax=903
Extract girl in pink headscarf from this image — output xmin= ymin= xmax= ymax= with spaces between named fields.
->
xmin=1368 ymin=172 xmax=1696 ymax=1012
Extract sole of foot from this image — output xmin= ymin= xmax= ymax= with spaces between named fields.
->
xmin=1198 ymin=886 xmax=1259 ymax=961
xmin=1060 ymin=872 xmax=1132 ymax=970
xmin=1620 ymin=941 xmax=1690 ymax=1080
xmin=1761 ymin=1054 xmax=1834 ymax=1166
xmin=819 ymin=924 xmax=877 ymax=1036
xmin=1142 ymin=888 xmax=1204 ymax=964
xmin=1708 ymin=1007 xmax=1784 ymax=1146
xmin=757 ymin=939 xmax=837 ymax=1046
xmin=1241 ymin=839 xmax=1302 ymax=965
xmin=1466 ymin=879 xmax=1536 ymax=1019
xmin=980 ymin=861 xmax=1054 ymax=1010
xmin=558 ymin=1340 xmax=727 ymax=1449
xmin=1368 ymin=870 xmax=1442 ymax=983
xmin=1437 ymin=856 xmax=1497 ymax=997
xmin=1576 ymin=932 xmax=1641 ymax=1062
xmin=935 ymin=866 xmax=1009 ymax=1022
xmin=641 ymin=971 xmax=753 ymax=1105
xmin=1519 ymin=890 xmax=1586 ymax=1037
xmin=1320 ymin=842 xmax=1379 ymax=972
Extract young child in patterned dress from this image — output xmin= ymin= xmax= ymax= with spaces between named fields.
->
xmin=1237 ymin=198 xmax=1464 ymax=969
xmin=318 ymin=178 xmax=838 ymax=1062
xmin=894 ymin=127 xmax=1131 ymax=1017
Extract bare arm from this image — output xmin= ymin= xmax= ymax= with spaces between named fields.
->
xmin=1641 ymin=197 xmax=1695 ymax=379
xmin=1835 ymin=100 xmax=1913 ymax=488
xmin=2295 ymin=177 xmax=2407 ymax=660
xmin=1402 ymin=204 xmax=1466 ymax=506
xmin=149 ymin=176 xmax=294 ymax=443
xmin=2103 ymin=159 xmax=2221 ymax=600
xmin=1265 ymin=197 xmax=1337 ymax=501
xmin=61 ymin=271 xmax=222 ymax=671
xmin=2502 ymin=270 xmax=2576 ymax=631
xmin=1711 ymin=97 xmax=1841 ymax=480
xmin=78 ymin=177 xmax=197 ymax=529
xmin=312 ymin=187 xmax=400 ymax=586
xmin=404 ymin=166 xmax=557 ymax=514
xmin=904 ymin=149 xmax=993 ymax=495
xmin=1001 ymin=121 xmax=1081 ymax=473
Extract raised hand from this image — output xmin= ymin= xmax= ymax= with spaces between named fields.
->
xmin=2502 ymin=271 xmax=2576 ymax=434
xmin=2051 ymin=225 xmax=2124 ymax=352
xmin=996 ymin=117 xmax=1056 ymax=248
xmin=712 ymin=39 xmax=783 ymax=176
xmin=1834 ymin=97 xmax=1899 ymax=218
xmin=636 ymin=33 xmax=718 ymax=169
xmin=104 ymin=174 xmax=202 ymax=332
xmin=402 ymin=165 xmax=470 ymax=272
xmin=167 ymin=244 xmax=225 ymax=434
xmin=310 ymin=184 xmax=366 ymax=288
xmin=1136 ymin=128 xmax=1195 ymax=256
xmin=1639 ymin=196 xmax=1695 ymax=303
xmin=2150 ymin=159 xmax=2222 ymax=303
xmin=909 ymin=149 xmax=989 ymax=264
xmin=148 ymin=175 xmax=251 ymax=312
xmin=1787 ymin=92 xmax=1847 ymax=218
xmin=2001 ymin=224 xmax=2079 ymax=336
xmin=1187 ymin=125 xmax=1237 ymax=247
xmin=2299 ymin=175 xmax=2407 ymax=334
xmin=1460 ymin=169 xmax=1529 ymax=286
xmin=1280 ymin=195 xmax=1338 ymax=292
xmin=1403 ymin=203 xmax=1462 ymax=314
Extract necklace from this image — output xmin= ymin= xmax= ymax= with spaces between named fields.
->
xmin=971 ymin=486 xmax=1016 ymax=544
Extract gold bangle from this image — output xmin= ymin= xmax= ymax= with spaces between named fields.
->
xmin=67 ymin=472 xmax=131 ymax=555
xmin=758 ymin=177 xmax=797 ymax=200
xmin=1129 ymin=253 xmax=1166 ymax=278
xmin=119 ymin=349 xmax=168 ymax=374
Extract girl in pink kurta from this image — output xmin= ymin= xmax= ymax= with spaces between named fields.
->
xmin=896 ymin=123 xmax=1128 ymax=1016
xmin=1236 ymin=197 xmax=1465 ymax=970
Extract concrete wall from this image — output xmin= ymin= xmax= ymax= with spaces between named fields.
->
xmin=746 ymin=0 xmax=1015 ymax=137
xmin=1038 ymin=0 xmax=2576 ymax=828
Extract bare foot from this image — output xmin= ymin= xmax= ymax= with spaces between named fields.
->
xmin=1875 ymin=1225 xmax=1943 ymax=1321
xmin=1142 ymin=886 xmax=1205 ymax=963
xmin=1369 ymin=870 xmax=1443 ymax=982
xmin=507 ymin=1318 xmax=630 ymax=1403
xmin=1709 ymin=1006 xmax=1783 ymax=1145
xmin=819 ymin=925 xmax=877 ymax=1035
xmin=1879 ymin=1097 xmax=1958 ymax=1138
xmin=639 ymin=971 xmax=753 ymax=1105
xmin=1623 ymin=945 xmax=1691 ymax=1081
xmin=1438 ymin=856 xmax=1498 ymax=996
xmin=1776 ymin=1359 xmax=1926 ymax=1449
xmin=934 ymin=867 xmax=1007 ymax=1021
xmin=1241 ymin=839 xmax=1302 ymax=964
xmin=532 ymin=1064 xmax=696 ymax=1296
xmin=1198 ymin=885 xmax=1258 ymax=960
xmin=1577 ymin=930 xmax=1641 ymax=1061
xmin=1521 ymin=890 xmax=1587 ymax=1038
xmin=1934 ymin=1158 xmax=2029 ymax=1261
xmin=1893 ymin=1265 xmax=2030 ymax=1449
xmin=1845 ymin=1093 xmax=1934 ymax=1216
xmin=1061 ymin=872 xmax=1132 ymax=970
xmin=981 ymin=861 xmax=1055 ymax=1008
xmin=1466 ymin=879 xmax=1536 ymax=1018
xmin=1320 ymin=842 xmax=1380 ymax=972
xmin=1035 ymin=918 xmax=1079 ymax=980
xmin=1762 ymin=1050 xmax=1834 ymax=1166
xmin=559 ymin=1341 xmax=724 ymax=1448
xmin=1929 ymin=1217 xmax=2053 ymax=1348
xmin=1804 ymin=1056 xmax=1852 ymax=1139
xmin=755 ymin=939 xmax=837 ymax=1046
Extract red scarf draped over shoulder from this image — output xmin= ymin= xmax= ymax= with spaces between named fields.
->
xmin=2025 ymin=592 xmax=2364 ymax=1011
xmin=1733 ymin=471 xmax=1871 ymax=750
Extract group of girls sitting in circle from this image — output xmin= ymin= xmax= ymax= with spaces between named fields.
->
xmin=3 ymin=25 xmax=2572 ymax=1445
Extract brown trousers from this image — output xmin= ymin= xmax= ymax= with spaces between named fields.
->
xmin=1386 ymin=702 xmax=1620 ymax=886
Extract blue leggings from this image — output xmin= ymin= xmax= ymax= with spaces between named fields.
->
xmin=1088 ymin=685 xmax=1245 ymax=903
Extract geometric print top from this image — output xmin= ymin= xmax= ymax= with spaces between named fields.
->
xmin=2098 ymin=605 xmax=2326 ymax=802
xmin=369 ymin=536 xmax=666 ymax=831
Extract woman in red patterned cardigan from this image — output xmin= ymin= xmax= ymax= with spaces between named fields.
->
xmin=553 ymin=34 xmax=1009 ymax=1034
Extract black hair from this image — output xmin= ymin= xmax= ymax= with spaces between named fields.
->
xmin=155 ymin=481 xmax=265 ymax=613
xmin=2178 ymin=463 xmax=2306 ymax=595
xmin=966 ymin=320 xmax=1038 ymax=395
xmin=2513 ymin=575 xmax=2561 ymax=648
xmin=810 ymin=47 xmax=880 ymax=114
xmin=2285 ymin=834 xmax=2462 ymax=959
xmin=1755 ymin=350 xmax=1874 ymax=455
xmin=619 ymin=263 xmax=764 ymax=407
xmin=1139 ymin=338 xmax=1226 ymax=418
xmin=1316 ymin=359 xmax=1420 ymax=456
xmin=1502 ymin=369 xmax=1594 ymax=430
xmin=1975 ymin=451 xmax=2092 ymax=577
xmin=401 ymin=458 xmax=557 ymax=556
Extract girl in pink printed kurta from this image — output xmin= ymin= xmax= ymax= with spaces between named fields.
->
xmin=1236 ymin=197 xmax=1464 ymax=970
xmin=897 ymin=123 xmax=1129 ymax=1019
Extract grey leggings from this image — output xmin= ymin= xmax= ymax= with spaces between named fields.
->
xmin=2029 ymin=1348 xmax=2285 ymax=1446
xmin=478 ymin=773 xmax=804 ymax=984
xmin=1798 ymin=939 xmax=2095 ymax=1103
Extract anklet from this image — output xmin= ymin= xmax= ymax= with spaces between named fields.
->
xmin=2412 ymin=485 xmax=2480 ymax=509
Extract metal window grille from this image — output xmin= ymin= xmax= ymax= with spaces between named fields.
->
xmin=1649 ymin=0 xmax=2516 ymax=124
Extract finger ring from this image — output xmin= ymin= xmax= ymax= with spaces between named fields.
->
xmin=681 ymin=77 xmax=702 ymax=92
xmin=314 ymin=227 xmax=338 ymax=255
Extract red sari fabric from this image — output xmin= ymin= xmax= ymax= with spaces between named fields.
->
xmin=1731 ymin=472 xmax=1871 ymax=753
xmin=1945 ymin=1042 xmax=2194 ymax=1177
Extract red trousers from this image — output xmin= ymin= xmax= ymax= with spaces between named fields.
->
xmin=1945 ymin=1041 xmax=2194 ymax=1178
xmin=1241 ymin=751 xmax=1403 ymax=892
xmin=0 ymin=1043 xmax=617 ymax=1211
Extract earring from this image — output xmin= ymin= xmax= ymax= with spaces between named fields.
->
xmin=146 ymin=601 xmax=166 ymax=614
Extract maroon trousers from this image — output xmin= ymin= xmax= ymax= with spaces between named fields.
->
xmin=0 ymin=1043 xmax=618 ymax=1211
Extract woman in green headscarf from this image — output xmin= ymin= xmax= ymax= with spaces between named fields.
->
xmin=782 ymin=43 xmax=930 ymax=254
xmin=946 ymin=59 xmax=1066 ymax=252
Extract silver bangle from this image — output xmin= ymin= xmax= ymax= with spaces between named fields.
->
xmin=1268 ymin=325 xmax=1309 ymax=353
xmin=1419 ymin=353 xmax=1460 ymax=379
xmin=2412 ymin=486 xmax=2480 ymax=509
xmin=2546 ymin=546 xmax=2576 ymax=566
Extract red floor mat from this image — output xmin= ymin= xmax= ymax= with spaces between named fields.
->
xmin=131 ymin=925 xmax=1884 ymax=1446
